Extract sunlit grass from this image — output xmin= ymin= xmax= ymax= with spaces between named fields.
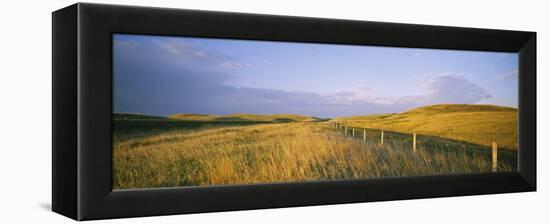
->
xmin=168 ymin=113 xmax=322 ymax=122
xmin=113 ymin=122 xmax=515 ymax=189
xmin=332 ymin=104 xmax=518 ymax=150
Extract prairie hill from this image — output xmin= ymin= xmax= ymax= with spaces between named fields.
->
xmin=113 ymin=112 xmax=277 ymax=140
xmin=333 ymin=104 xmax=518 ymax=150
xmin=169 ymin=113 xmax=322 ymax=122
xmin=113 ymin=113 xmax=168 ymax=120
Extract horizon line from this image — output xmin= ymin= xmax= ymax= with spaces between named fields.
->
xmin=113 ymin=103 xmax=518 ymax=118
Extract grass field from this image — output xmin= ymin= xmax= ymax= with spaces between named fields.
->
xmin=114 ymin=113 xmax=272 ymax=142
xmin=113 ymin=107 xmax=518 ymax=189
xmin=332 ymin=104 xmax=518 ymax=150
xmin=168 ymin=113 xmax=324 ymax=122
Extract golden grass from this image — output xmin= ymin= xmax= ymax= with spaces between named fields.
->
xmin=113 ymin=122 xmax=513 ymax=189
xmin=333 ymin=104 xmax=518 ymax=150
xmin=166 ymin=113 xmax=211 ymax=120
xmin=168 ymin=113 xmax=319 ymax=122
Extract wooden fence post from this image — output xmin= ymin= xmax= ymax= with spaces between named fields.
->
xmin=492 ymin=142 xmax=498 ymax=172
xmin=345 ymin=126 xmax=348 ymax=135
xmin=363 ymin=129 xmax=367 ymax=142
xmin=380 ymin=130 xmax=384 ymax=145
xmin=352 ymin=128 xmax=355 ymax=137
xmin=413 ymin=132 xmax=417 ymax=152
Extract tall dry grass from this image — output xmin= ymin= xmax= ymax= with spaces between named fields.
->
xmin=334 ymin=104 xmax=518 ymax=150
xmin=113 ymin=122 xmax=514 ymax=189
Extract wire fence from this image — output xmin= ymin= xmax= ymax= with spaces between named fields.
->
xmin=330 ymin=122 xmax=517 ymax=172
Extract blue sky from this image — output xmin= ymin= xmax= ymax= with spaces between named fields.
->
xmin=113 ymin=34 xmax=518 ymax=118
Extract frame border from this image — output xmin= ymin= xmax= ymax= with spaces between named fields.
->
xmin=53 ymin=3 xmax=536 ymax=220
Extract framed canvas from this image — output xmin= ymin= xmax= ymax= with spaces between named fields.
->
xmin=52 ymin=3 xmax=536 ymax=221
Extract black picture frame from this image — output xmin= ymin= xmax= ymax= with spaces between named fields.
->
xmin=52 ymin=3 xmax=536 ymax=221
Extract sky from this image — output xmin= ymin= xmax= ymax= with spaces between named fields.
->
xmin=113 ymin=34 xmax=518 ymax=118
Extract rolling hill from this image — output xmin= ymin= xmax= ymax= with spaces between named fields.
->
xmin=169 ymin=113 xmax=322 ymax=122
xmin=114 ymin=112 xmax=324 ymax=140
xmin=113 ymin=113 xmax=168 ymax=120
xmin=332 ymin=104 xmax=518 ymax=150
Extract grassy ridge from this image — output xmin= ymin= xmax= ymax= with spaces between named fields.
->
xmin=113 ymin=112 xmax=321 ymax=141
xmin=113 ymin=104 xmax=518 ymax=189
xmin=114 ymin=113 xmax=269 ymax=141
xmin=113 ymin=122 xmax=516 ymax=189
xmin=333 ymin=104 xmax=518 ymax=150
xmin=169 ymin=113 xmax=323 ymax=122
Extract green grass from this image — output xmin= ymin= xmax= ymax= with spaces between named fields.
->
xmin=332 ymin=104 xmax=518 ymax=150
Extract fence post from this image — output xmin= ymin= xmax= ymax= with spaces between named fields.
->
xmin=492 ymin=142 xmax=498 ymax=172
xmin=413 ymin=132 xmax=417 ymax=152
xmin=352 ymin=128 xmax=355 ymax=137
xmin=380 ymin=130 xmax=384 ymax=145
xmin=345 ymin=126 xmax=348 ymax=135
xmin=363 ymin=129 xmax=367 ymax=142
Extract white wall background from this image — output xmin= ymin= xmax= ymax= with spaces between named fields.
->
xmin=0 ymin=0 xmax=546 ymax=223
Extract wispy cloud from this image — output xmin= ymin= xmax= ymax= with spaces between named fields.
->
xmin=320 ymin=74 xmax=490 ymax=108
xmin=220 ymin=62 xmax=252 ymax=68
xmin=115 ymin=40 xmax=494 ymax=117
xmin=401 ymin=74 xmax=491 ymax=105
xmin=408 ymin=71 xmax=453 ymax=81
xmin=113 ymin=35 xmax=505 ymax=117
xmin=116 ymin=37 xmax=252 ymax=71
xmin=497 ymin=70 xmax=518 ymax=80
